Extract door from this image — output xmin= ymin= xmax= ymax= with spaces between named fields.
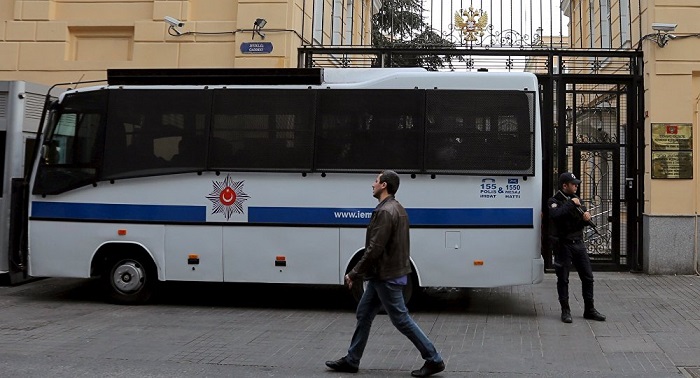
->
xmin=553 ymin=78 xmax=639 ymax=271
xmin=572 ymin=147 xmax=620 ymax=269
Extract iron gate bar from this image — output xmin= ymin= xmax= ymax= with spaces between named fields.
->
xmin=298 ymin=47 xmax=642 ymax=74
xmin=632 ymin=69 xmax=645 ymax=272
xmin=298 ymin=47 xmax=646 ymax=57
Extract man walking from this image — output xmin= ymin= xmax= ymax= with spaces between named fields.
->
xmin=325 ymin=170 xmax=445 ymax=377
xmin=548 ymin=172 xmax=606 ymax=323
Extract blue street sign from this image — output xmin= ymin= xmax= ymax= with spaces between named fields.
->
xmin=240 ymin=42 xmax=274 ymax=54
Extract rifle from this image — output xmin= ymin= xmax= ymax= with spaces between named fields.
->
xmin=557 ymin=190 xmax=602 ymax=237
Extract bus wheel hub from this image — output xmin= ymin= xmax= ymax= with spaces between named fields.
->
xmin=113 ymin=262 xmax=143 ymax=293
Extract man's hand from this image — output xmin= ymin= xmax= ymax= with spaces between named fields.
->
xmin=583 ymin=211 xmax=592 ymax=222
xmin=571 ymin=197 xmax=581 ymax=206
xmin=345 ymin=274 xmax=353 ymax=289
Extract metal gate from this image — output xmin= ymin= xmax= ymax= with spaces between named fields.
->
xmin=552 ymin=74 xmax=643 ymax=271
xmin=299 ymin=48 xmax=644 ymax=271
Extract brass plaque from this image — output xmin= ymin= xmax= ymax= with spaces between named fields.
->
xmin=651 ymin=151 xmax=693 ymax=179
xmin=651 ymin=123 xmax=692 ymax=150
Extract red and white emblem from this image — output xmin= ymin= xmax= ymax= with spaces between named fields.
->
xmin=206 ymin=175 xmax=250 ymax=220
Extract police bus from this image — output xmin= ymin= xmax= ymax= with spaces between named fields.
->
xmin=23 ymin=68 xmax=544 ymax=303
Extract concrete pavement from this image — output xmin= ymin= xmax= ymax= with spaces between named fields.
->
xmin=0 ymin=272 xmax=699 ymax=377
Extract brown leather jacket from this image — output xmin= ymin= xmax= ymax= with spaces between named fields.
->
xmin=348 ymin=196 xmax=412 ymax=281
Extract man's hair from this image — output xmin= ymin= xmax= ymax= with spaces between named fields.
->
xmin=380 ymin=170 xmax=400 ymax=195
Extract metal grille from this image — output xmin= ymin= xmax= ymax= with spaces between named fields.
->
xmin=300 ymin=0 xmax=638 ymax=51
xmin=315 ymin=89 xmax=536 ymax=174
xmin=0 ymin=131 xmax=5 ymax=195
xmin=315 ymin=89 xmax=424 ymax=172
xmin=0 ymin=92 xmax=7 ymax=119
xmin=300 ymin=48 xmax=641 ymax=77
xmin=24 ymin=92 xmax=45 ymax=120
xmin=578 ymin=149 xmax=615 ymax=261
xmin=102 ymin=90 xmax=210 ymax=179
xmin=424 ymin=90 xmax=535 ymax=174
xmin=210 ymin=90 xmax=316 ymax=171
xmin=560 ymin=82 xmax=632 ymax=269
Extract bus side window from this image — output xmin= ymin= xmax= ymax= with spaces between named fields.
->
xmin=153 ymin=135 xmax=180 ymax=162
xmin=126 ymin=136 xmax=166 ymax=167
xmin=171 ymin=135 xmax=205 ymax=166
xmin=210 ymin=137 xmax=232 ymax=167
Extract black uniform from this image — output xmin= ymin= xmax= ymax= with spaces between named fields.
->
xmin=547 ymin=190 xmax=594 ymax=303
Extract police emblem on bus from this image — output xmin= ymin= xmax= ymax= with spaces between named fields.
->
xmin=206 ymin=175 xmax=250 ymax=220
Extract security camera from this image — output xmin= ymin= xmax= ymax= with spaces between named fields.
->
xmin=164 ymin=16 xmax=184 ymax=28
xmin=651 ymin=23 xmax=677 ymax=32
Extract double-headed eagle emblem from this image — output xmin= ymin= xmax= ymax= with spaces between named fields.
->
xmin=454 ymin=7 xmax=489 ymax=42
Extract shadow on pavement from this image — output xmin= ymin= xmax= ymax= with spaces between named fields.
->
xmin=156 ymin=281 xmax=356 ymax=310
xmin=8 ymin=277 xmax=539 ymax=317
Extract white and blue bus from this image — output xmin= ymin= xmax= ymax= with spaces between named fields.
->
xmin=25 ymin=68 xmax=544 ymax=303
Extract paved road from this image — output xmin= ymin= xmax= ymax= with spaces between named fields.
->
xmin=1 ymin=272 xmax=700 ymax=377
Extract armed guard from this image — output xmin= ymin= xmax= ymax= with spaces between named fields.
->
xmin=547 ymin=172 xmax=606 ymax=323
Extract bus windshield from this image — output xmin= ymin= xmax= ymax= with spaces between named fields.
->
xmin=34 ymin=91 xmax=106 ymax=195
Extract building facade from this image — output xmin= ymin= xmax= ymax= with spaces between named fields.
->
xmin=0 ymin=0 xmax=379 ymax=83
xmin=634 ymin=1 xmax=700 ymax=274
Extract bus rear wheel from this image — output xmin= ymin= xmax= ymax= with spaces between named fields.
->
xmin=102 ymin=255 xmax=156 ymax=304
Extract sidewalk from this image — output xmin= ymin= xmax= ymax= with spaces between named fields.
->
xmin=0 ymin=272 xmax=699 ymax=377
xmin=426 ymin=272 xmax=700 ymax=377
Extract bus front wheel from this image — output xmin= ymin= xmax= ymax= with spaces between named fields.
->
xmin=102 ymin=255 xmax=156 ymax=304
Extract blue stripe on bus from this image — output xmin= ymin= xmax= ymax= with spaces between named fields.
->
xmin=408 ymin=208 xmax=532 ymax=226
xmin=31 ymin=202 xmax=533 ymax=227
xmin=249 ymin=207 xmax=533 ymax=227
xmin=31 ymin=201 xmax=206 ymax=222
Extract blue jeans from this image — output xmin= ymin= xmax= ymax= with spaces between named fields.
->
xmin=345 ymin=279 xmax=442 ymax=367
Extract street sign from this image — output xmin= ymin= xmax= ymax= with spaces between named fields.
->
xmin=240 ymin=42 xmax=273 ymax=54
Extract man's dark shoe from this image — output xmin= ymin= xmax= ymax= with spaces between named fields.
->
xmin=583 ymin=308 xmax=606 ymax=321
xmin=561 ymin=309 xmax=572 ymax=323
xmin=411 ymin=360 xmax=445 ymax=377
xmin=325 ymin=357 xmax=359 ymax=373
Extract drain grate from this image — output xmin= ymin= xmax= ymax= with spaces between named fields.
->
xmin=679 ymin=367 xmax=700 ymax=378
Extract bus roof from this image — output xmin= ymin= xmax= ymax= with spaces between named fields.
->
xmin=59 ymin=68 xmax=538 ymax=102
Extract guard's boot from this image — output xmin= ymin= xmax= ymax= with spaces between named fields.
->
xmin=583 ymin=300 xmax=606 ymax=321
xmin=560 ymin=300 xmax=572 ymax=323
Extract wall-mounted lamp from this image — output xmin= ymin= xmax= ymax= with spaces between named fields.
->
xmin=253 ymin=18 xmax=267 ymax=40
xmin=164 ymin=16 xmax=185 ymax=35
